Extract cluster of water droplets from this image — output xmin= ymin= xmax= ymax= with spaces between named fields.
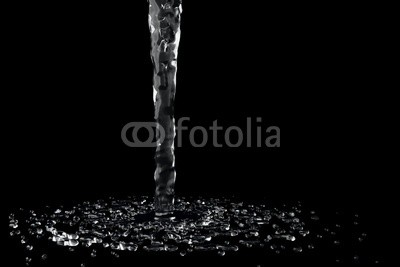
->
xmin=9 ymin=196 xmax=378 ymax=265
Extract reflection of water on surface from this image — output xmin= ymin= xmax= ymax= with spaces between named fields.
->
xmin=8 ymin=196 xmax=379 ymax=265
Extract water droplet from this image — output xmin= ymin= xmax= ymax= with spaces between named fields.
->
xmin=249 ymin=231 xmax=259 ymax=237
xmin=359 ymin=232 xmax=367 ymax=242
xmin=299 ymin=230 xmax=310 ymax=236
xmin=10 ymin=222 xmax=19 ymax=229
xmin=112 ymin=242 xmax=127 ymax=251
xmin=230 ymin=230 xmax=239 ymax=236
xmin=293 ymin=247 xmax=303 ymax=253
xmin=217 ymin=250 xmax=225 ymax=256
xmin=41 ymin=254 xmax=48 ymax=261
xmin=67 ymin=233 xmax=79 ymax=240
xmin=284 ymin=235 xmax=296 ymax=241
xmin=165 ymin=244 xmax=178 ymax=252
xmin=68 ymin=240 xmax=79 ymax=247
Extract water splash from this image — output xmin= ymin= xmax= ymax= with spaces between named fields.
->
xmin=148 ymin=0 xmax=182 ymax=215
xmin=8 ymin=196 xmax=381 ymax=265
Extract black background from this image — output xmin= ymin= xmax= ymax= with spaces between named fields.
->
xmin=3 ymin=1 xmax=391 ymax=265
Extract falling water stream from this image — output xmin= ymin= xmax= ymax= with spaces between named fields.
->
xmin=149 ymin=0 xmax=181 ymax=215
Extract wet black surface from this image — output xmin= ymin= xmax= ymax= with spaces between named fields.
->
xmin=7 ymin=196 xmax=385 ymax=266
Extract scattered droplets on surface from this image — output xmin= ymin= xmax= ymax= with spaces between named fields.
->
xmin=111 ymin=251 xmax=120 ymax=258
xmin=358 ymin=233 xmax=367 ymax=242
xmin=25 ymin=257 xmax=32 ymax=266
xmin=293 ymin=246 xmax=303 ymax=253
xmin=217 ymin=250 xmax=226 ymax=256
xmin=8 ymin=196 xmax=375 ymax=264
xmin=9 ymin=197 xmax=308 ymax=255
xmin=179 ymin=250 xmax=186 ymax=256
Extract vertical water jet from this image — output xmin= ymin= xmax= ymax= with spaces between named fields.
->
xmin=148 ymin=0 xmax=182 ymax=215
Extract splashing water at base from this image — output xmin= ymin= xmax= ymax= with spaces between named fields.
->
xmin=8 ymin=196 xmax=381 ymax=265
